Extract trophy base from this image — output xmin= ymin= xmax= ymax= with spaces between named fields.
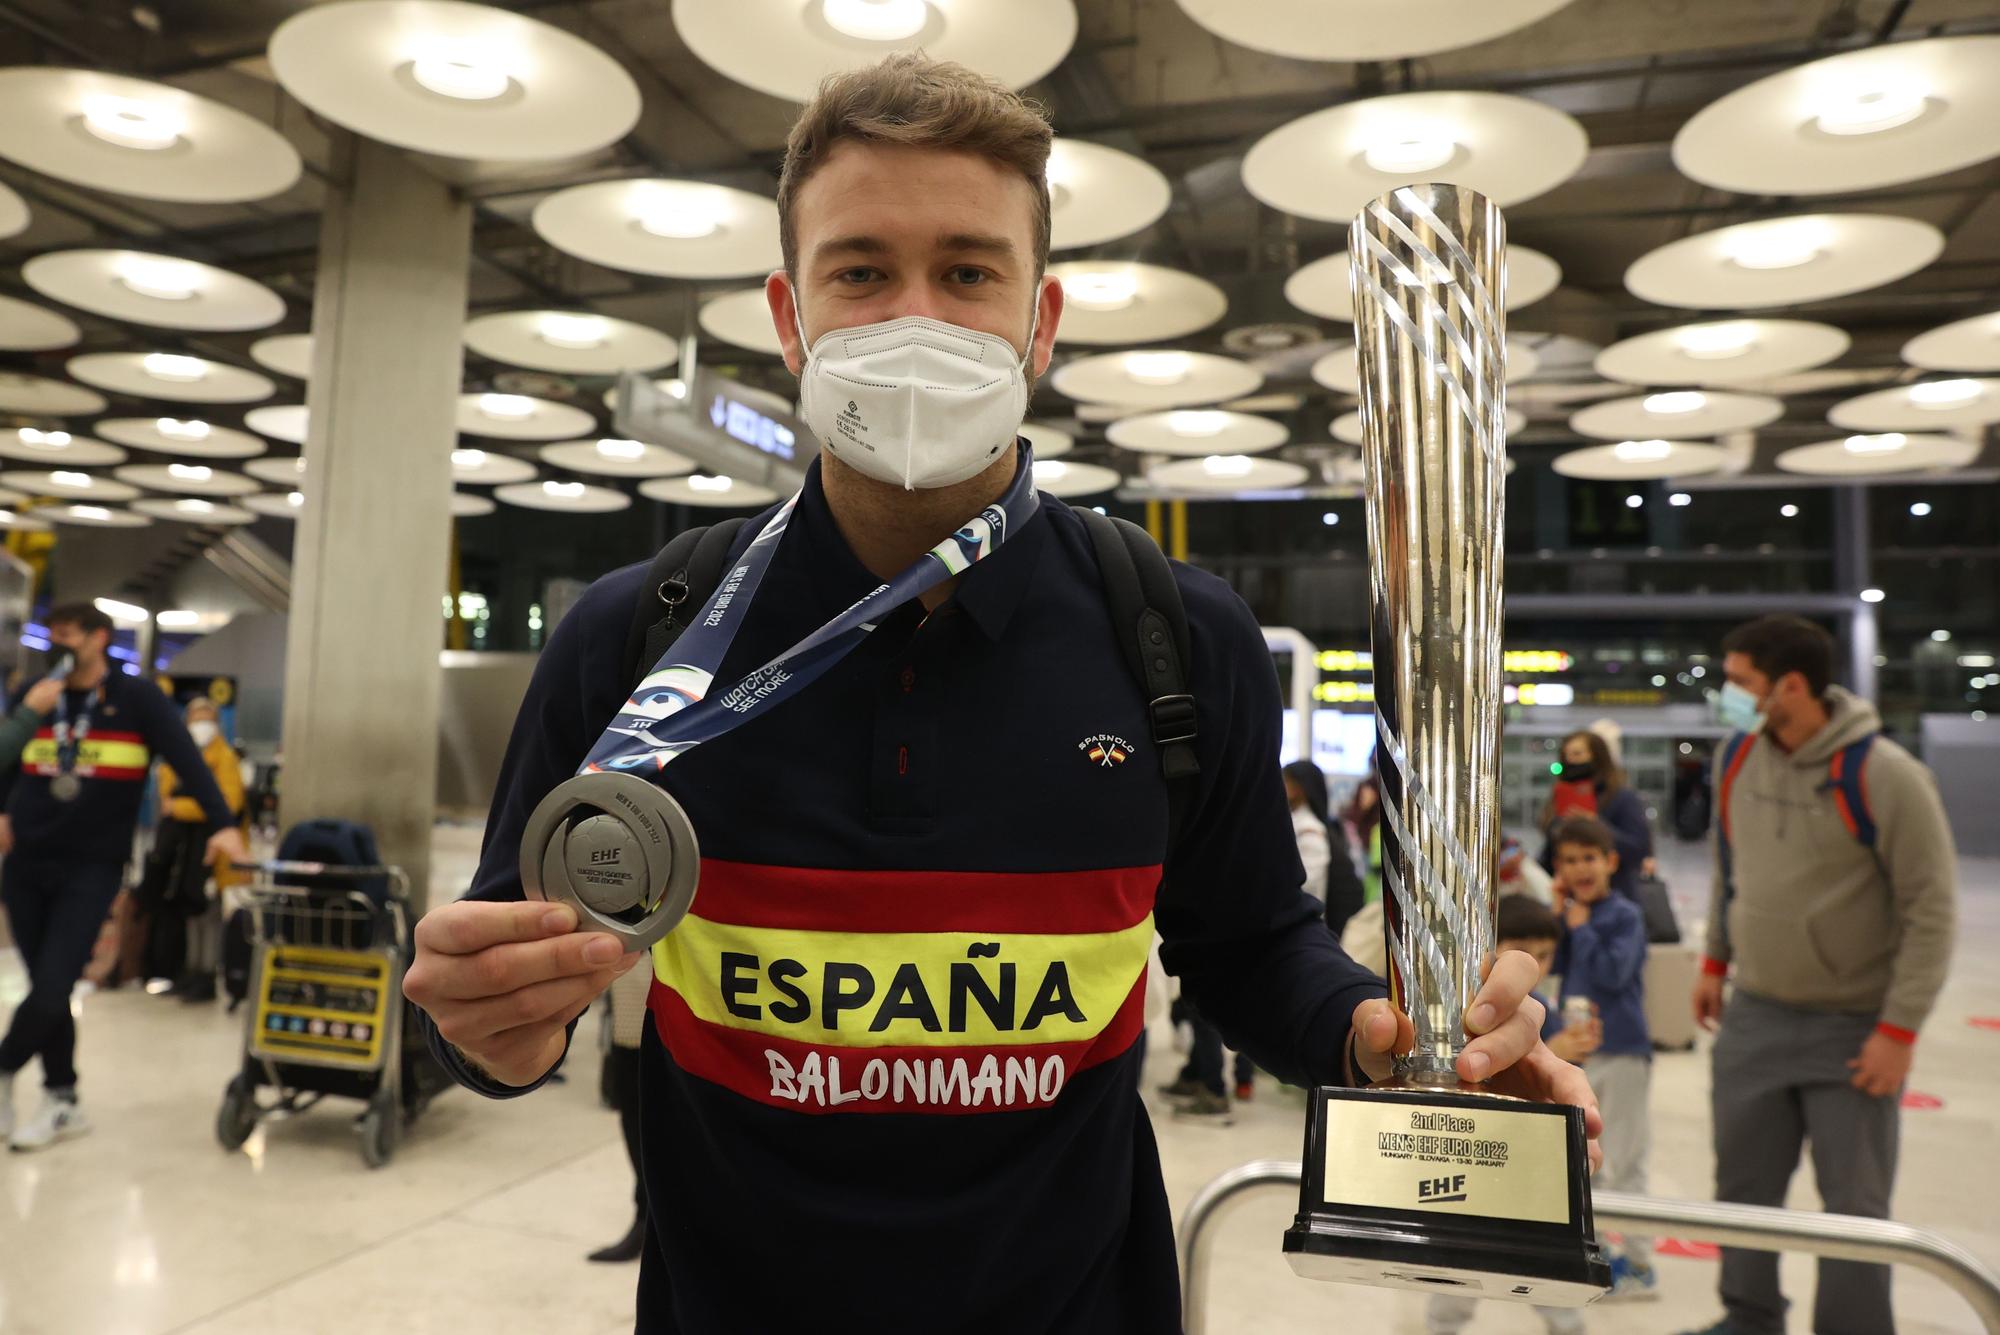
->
xmin=1283 ymin=1086 xmax=1611 ymax=1309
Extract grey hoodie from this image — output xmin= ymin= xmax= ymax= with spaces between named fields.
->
xmin=1704 ymin=686 xmax=1958 ymax=1034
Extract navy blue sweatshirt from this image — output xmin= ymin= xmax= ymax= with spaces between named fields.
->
xmin=418 ymin=462 xmax=1387 ymax=1333
xmin=0 ymin=671 xmax=233 ymax=863
xmin=1553 ymin=894 xmax=1650 ymax=1058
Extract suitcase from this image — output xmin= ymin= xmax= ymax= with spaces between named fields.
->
xmin=1644 ymin=942 xmax=1698 ymax=1051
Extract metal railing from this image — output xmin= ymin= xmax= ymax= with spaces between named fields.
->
xmin=1178 ymin=1160 xmax=2000 ymax=1335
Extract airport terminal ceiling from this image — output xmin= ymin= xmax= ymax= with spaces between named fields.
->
xmin=0 ymin=0 xmax=1997 ymax=731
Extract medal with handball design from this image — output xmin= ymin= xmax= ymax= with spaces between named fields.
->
xmin=521 ymin=445 xmax=1040 ymax=950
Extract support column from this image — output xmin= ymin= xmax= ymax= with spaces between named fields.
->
xmin=1833 ymin=485 xmax=1878 ymax=701
xmin=281 ymin=132 xmax=469 ymax=909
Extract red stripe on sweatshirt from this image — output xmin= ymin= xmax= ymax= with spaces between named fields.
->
xmin=686 ymin=859 xmax=1161 ymax=935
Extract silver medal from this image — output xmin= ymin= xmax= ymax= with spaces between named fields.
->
xmin=520 ymin=771 xmax=700 ymax=951
xmin=50 ymin=772 xmax=82 ymax=802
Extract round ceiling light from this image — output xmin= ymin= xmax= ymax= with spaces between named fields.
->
xmin=1624 ymin=214 xmax=1943 ymax=309
xmin=249 ymin=334 xmax=313 ymax=380
xmin=1172 ymin=0 xmax=1574 ymax=60
xmin=1596 ymin=319 xmax=1850 ymax=388
xmin=0 ymin=429 xmax=125 ymax=466
xmin=1044 ymin=137 xmax=1172 ymax=251
xmin=496 ymin=477 xmax=628 ymax=515
xmin=455 ymin=392 xmax=595 ymax=441
xmin=449 ymin=448 xmax=537 ymax=484
xmin=132 ymin=497 xmax=257 ymax=525
xmin=245 ymin=456 xmax=308 ymax=486
xmin=1051 ymin=350 xmax=1262 ymax=409
xmin=0 ymin=295 xmax=80 ymax=352
xmin=539 ymin=436 xmax=695 ymax=479
xmin=244 ymin=405 xmax=309 ymax=446
xmin=23 ymin=249 xmax=284 ymax=331
xmin=452 ymin=492 xmax=497 ymax=518
xmin=0 ymin=181 xmax=25 ymax=239
xmin=1018 ymin=422 xmax=1074 ymax=460
xmin=1569 ymin=390 xmax=1783 ymax=441
xmin=0 ymin=470 xmax=142 ymax=501
xmin=0 ymin=373 xmax=106 ymax=417
xmin=532 ymin=179 xmax=781 ymax=279
xmin=1827 ymin=377 xmax=2000 ymax=431
xmin=1333 ymin=406 xmax=1526 ymax=447
xmin=1047 ymin=262 xmax=1227 ymax=346
xmin=1902 ymin=309 xmax=2000 ymax=373
xmin=671 ymin=0 xmax=1077 ymax=104
xmin=1027 ymin=459 xmax=1121 ymax=499
xmin=0 ymin=507 xmax=51 ymax=532
xmin=1551 ymin=441 xmax=1727 ymax=481
xmin=98 ymin=416 xmax=265 ymax=459
xmin=1148 ymin=455 xmax=1310 ymax=493
xmin=268 ymin=1 xmax=641 ymax=162
xmin=242 ymin=492 xmax=310 ymax=521
xmin=115 ymin=463 xmax=258 ymax=498
xmin=464 ymin=309 xmax=680 ymax=375
xmin=0 ymin=69 xmax=301 ymax=203
xmin=1107 ymin=409 xmax=1285 ymax=458
xmin=1673 ymin=37 xmax=2000 ymax=195
xmin=1286 ymin=244 xmax=1559 ymax=323
xmin=698 ymin=289 xmax=785 ymax=356
xmin=640 ymin=473 xmax=782 ymax=508
xmin=1243 ymin=91 xmax=1588 ymax=223
xmin=1775 ymin=432 xmax=1979 ymax=476
xmin=67 ymin=352 xmax=276 ymax=405
xmin=44 ymin=504 xmax=151 ymax=528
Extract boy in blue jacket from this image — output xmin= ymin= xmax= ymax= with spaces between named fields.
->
xmin=1552 ymin=814 xmax=1657 ymax=1300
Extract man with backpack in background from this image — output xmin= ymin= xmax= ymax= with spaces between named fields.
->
xmin=1683 ymin=613 xmax=1958 ymax=1335
xmin=0 ymin=603 xmax=248 ymax=1151
xmin=405 ymin=53 xmax=1600 ymax=1333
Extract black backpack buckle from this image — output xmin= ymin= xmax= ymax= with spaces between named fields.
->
xmin=1149 ymin=693 xmax=1198 ymax=746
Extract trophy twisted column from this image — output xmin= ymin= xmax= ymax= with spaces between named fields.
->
xmin=1349 ymin=184 xmax=1508 ymax=1088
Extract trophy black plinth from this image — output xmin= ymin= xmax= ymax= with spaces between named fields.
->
xmin=1283 ymin=1085 xmax=1612 ymax=1307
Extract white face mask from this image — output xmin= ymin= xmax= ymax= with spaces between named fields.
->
xmin=794 ymin=307 xmax=1035 ymax=491
xmin=189 ymin=720 xmax=219 ymax=748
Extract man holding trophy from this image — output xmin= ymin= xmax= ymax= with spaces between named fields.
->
xmin=407 ymin=53 xmax=1600 ymax=1333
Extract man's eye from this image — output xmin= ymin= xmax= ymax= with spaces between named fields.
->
xmin=838 ymin=268 xmax=880 ymax=284
xmin=948 ymin=267 xmax=988 ymax=285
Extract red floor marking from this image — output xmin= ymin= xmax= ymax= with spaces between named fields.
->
xmin=1971 ymin=1017 xmax=2000 ymax=1032
xmin=1657 ymin=1238 xmax=1721 ymax=1260
xmin=1901 ymin=1090 xmax=1942 ymax=1110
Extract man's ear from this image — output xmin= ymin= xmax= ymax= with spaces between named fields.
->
xmin=1031 ymin=272 xmax=1063 ymax=377
xmin=767 ymin=270 xmax=804 ymax=376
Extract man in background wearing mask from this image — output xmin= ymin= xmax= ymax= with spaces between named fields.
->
xmin=0 ymin=603 xmax=247 ymax=1150
xmin=1684 ymin=613 xmax=1957 ymax=1335
xmin=406 ymin=54 xmax=1599 ymax=1333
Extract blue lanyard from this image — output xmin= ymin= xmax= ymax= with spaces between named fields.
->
xmin=53 ymin=684 xmax=99 ymax=772
xmin=581 ymin=445 xmax=1039 ymax=778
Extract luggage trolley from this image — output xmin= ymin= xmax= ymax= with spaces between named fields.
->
xmin=215 ymin=858 xmax=432 ymax=1167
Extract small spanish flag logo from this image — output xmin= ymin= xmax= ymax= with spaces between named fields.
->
xmin=1079 ymin=733 xmax=1133 ymax=769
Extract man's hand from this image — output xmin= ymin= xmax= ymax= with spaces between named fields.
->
xmin=1562 ymin=897 xmax=1591 ymax=930
xmin=1350 ymin=949 xmax=1604 ymax=1172
xmin=22 ymin=677 xmax=61 ymax=714
xmin=0 ymin=814 xmax=12 ymax=855
xmin=1693 ymin=972 xmax=1726 ymax=1032
xmin=1847 ymin=1031 xmax=1913 ymax=1098
xmin=206 ymin=826 xmax=249 ymax=868
xmin=404 ymin=900 xmax=643 ymax=1089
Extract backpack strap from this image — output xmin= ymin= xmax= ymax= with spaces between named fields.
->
xmin=1826 ymin=734 xmax=1879 ymax=850
xmin=1716 ymin=730 xmax=1756 ymax=911
xmin=1076 ymin=507 xmax=1200 ymax=846
xmin=621 ymin=517 xmax=753 ymax=693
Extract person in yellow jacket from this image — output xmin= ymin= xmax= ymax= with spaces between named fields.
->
xmin=139 ymin=698 xmax=246 ymax=1000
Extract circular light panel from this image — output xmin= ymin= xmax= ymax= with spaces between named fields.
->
xmin=455 ymin=392 xmax=595 ymax=441
xmin=113 ymin=463 xmax=259 ymax=497
xmin=1107 ymin=409 xmax=1285 ymax=457
xmin=249 ymin=334 xmax=313 ymax=379
xmin=1552 ymin=441 xmax=1727 ymax=480
xmin=1625 ymin=214 xmax=1943 ymax=309
xmin=465 ymin=309 xmax=680 ymax=375
xmin=97 ymin=417 xmax=266 ymax=459
xmin=1028 ymin=459 xmax=1121 ymax=498
xmin=1173 ymin=0 xmax=1574 ymax=60
xmin=450 ymin=447 xmax=538 ymax=484
xmin=1046 ymin=138 xmax=1171 ymax=251
xmin=0 ymin=373 xmax=106 ymax=417
xmin=534 ymin=180 xmax=781 ymax=279
xmin=67 ymin=352 xmax=276 ymax=404
xmin=0 ymin=69 xmax=302 ymax=203
xmin=698 ymin=289 xmax=784 ymax=356
xmin=1776 ymin=432 xmax=1979 ymax=476
xmin=639 ymin=474 xmax=781 ymax=508
xmin=44 ymin=503 xmax=151 ymax=528
xmin=0 ymin=469 xmax=143 ymax=501
xmin=1902 ymin=309 xmax=2000 ymax=373
xmin=495 ymin=479 xmax=630 ymax=513
xmin=1287 ymin=244 xmax=1559 ymax=322
xmin=23 ymin=249 xmax=284 ymax=331
xmin=0 ymin=295 xmax=81 ymax=351
xmin=1595 ymin=319 xmax=1849 ymax=388
xmin=1569 ymin=390 xmax=1783 ymax=441
xmin=1051 ymin=350 xmax=1262 ymax=409
xmin=268 ymin=0 xmax=642 ymax=162
xmin=1018 ymin=422 xmax=1073 ymax=460
xmin=1827 ymin=378 xmax=2000 ymax=431
xmin=539 ymin=437 xmax=694 ymax=479
xmin=0 ymin=429 xmax=126 ymax=466
xmin=1147 ymin=455 xmax=1310 ymax=492
xmin=131 ymin=497 xmax=257 ymax=525
xmin=1049 ymin=262 xmax=1226 ymax=347
xmin=1244 ymin=92 xmax=1588 ymax=223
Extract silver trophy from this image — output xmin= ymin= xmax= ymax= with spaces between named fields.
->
xmin=1284 ymin=184 xmax=1610 ymax=1305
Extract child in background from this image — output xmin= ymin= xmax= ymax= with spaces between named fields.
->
xmin=1550 ymin=814 xmax=1657 ymax=1301
xmin=1426 ymin=894 xmax=1599 ymax=1335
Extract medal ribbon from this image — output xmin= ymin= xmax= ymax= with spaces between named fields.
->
xmin=52 ymin=684 xmax=98 ymax=776
xmin=579 ymin=444 xmax=1039 ymax=779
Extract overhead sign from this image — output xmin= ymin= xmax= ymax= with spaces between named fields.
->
xmin=613 ymin=368 xmax=818 ymax=493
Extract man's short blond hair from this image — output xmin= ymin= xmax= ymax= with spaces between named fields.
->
xmin=777 ymin=53 xmax=1054 ymax=278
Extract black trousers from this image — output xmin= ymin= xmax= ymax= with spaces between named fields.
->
xmin=1179 ymin=1012 xmax=1252 ymax=1097
xmin=0 ymin=858 xmax=124 ymax=1090
xmin=136 ymin=819 xmax=211 ymax=983
xmin=605 ymin=1043 xmax=645 ymax=1215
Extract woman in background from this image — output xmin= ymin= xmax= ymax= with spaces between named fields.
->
xmin=1284 ymin=760 xmax=1365 ymax=938
xmin=142 ymin=698 xmax=246 ymax=998
xmin=1538 ymin=728 xmax=1652 ymax=902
